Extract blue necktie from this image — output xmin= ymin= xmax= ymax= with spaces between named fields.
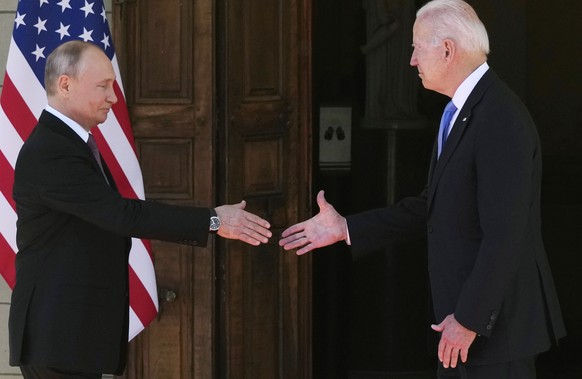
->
xmin=438 ymin=100 xmax=457 ymax=157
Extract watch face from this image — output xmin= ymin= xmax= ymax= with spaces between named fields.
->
xmin=210 ymin=216 xmax=221 ymax=231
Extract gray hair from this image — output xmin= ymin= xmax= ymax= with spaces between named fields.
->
xmin=44 ymin=40 xmax=98 ymax=96
xmin=417 ymin=0 xmax=489 ymax=55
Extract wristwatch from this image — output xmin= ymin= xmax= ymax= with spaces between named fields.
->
xmin=209 ymin=208 xmax=221 ymax=233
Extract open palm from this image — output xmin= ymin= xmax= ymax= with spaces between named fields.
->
xmin=279 ymin=190 xmax=347 ymax=255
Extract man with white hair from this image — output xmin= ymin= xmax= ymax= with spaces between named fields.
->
xmin=280 ymin=1 xmax=566 ymax=377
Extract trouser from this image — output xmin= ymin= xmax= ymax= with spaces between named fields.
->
xmin=20 ymin=365 xmax=102 ymax=379
xmin=437 ymin=356 xmax=536 ymax=379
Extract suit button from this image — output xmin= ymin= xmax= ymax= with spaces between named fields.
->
xmin=486 ymin=325 xmax=493 ymax=330
xmin=427 ymin=225 xmax=433 ymax=233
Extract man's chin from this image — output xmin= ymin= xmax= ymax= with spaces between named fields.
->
xmin=99 ymin=113 xmax=111 ymax=123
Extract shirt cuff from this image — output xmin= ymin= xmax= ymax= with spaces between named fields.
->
xmin=344 ymin=218 xmax=351 ymax=245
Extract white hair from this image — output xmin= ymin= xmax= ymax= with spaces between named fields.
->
xmin=417 ymin=0 xmax=490 ymax=55
xmin=44 ymin=41 xmax=98 ymax=97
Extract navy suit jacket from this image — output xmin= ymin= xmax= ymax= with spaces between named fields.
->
xmin=10 ymin=110 xmax=210 ymax=374
xmin=347 ymin=70 xmax=566 ymax=365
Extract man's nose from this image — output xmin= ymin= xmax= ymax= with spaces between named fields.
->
xmin=409 ymin=52 xmax=417 ymax=66
xmin=108 ymin=89 xmax=118 ymax=105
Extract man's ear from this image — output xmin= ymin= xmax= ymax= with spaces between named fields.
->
xmin=443 ymin=39 xmax=455 ymax=60
xmin=56 ymin=75 xmax=71 ymax=96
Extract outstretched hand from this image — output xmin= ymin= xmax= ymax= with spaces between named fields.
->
xmin=215 ymin=200 xmax=272 ymax=246
xmin=279 ymin=190 xmax=347 ymax=255
xmin=431 ymin=314 xmax=477 ymax=369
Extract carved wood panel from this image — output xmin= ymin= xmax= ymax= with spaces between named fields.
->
xmin=138 ymin=139 xmax=193 ymax=199
xmin=114 ymin=0 xmax=215 ymax=378
xmin=114 ymin=0 xmax=312 ymax=377
xmin=135 ymin=0 xmax=192 ymax=102
xmin=243 ymin=136 xmax=283 ymax=196
xmin=218 ymin=0 xmax=312 ymax=378
xmin=141 ymin=241 xmax=193 ymax=378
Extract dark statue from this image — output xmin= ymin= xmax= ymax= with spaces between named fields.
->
xmin=362 ymin=0 xmax=419 ymax=123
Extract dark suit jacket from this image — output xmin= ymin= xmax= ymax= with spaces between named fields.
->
xmin=347 ymin=70 xmax=566 ymax=365
xmin=10 ymin=110 xmax=211 ymax=374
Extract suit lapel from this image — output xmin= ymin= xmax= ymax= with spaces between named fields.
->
xmin=39 ymin=110 xmax=117 ymax=189
xmin=100 ymin=157 xmax=118 ymax=190
xmin=427 ymin=70 xmax=496 ymax=211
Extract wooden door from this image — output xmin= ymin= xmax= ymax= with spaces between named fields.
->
xmin=113 ymin=0 xmax=216 ymax=378
xmin=217 ymin=0 xmax=312 ymax=378
xmin=113 ymin=0 xmax=312 ymax=377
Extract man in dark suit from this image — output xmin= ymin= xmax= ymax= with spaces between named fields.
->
xmin=280 ymin=0 xmax=565 ymax=378
xmin=10 ymin=40 xmax=272 ymax=379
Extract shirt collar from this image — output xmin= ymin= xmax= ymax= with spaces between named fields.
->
xmin=451 ymin=61 xmax=489 ymax=110
xmin=45 ymin=105 xmax=91 ymax=143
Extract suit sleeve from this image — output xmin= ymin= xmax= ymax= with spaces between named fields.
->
xmin=17 ymin=139 xmax=210 ymax=246
xmin=347 ymin=188 xmax=428 ymax=261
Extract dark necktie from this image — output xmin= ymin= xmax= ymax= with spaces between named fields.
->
xmin=87 ymin=134 xmax=109 ymax=184
xmin=438 ymin=100 xmax=457 ymax=158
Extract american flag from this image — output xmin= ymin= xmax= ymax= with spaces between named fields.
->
xmin=0 ymin=0 xmax=158 ymax=340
